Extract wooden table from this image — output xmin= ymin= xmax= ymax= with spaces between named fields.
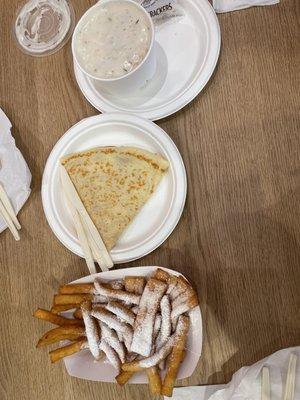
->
xmin=0 ymin=0 xmax=299 ymax=399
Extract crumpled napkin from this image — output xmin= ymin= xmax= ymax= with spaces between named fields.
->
xmin=0 ymin=108 xmax=31 ymax=233
xmin=213 ymin=0 xmax=280 ymax=13
xmin=166 ymin=347 xmax=299 ymax=400
xmin=167 ymin=384 xmax=225 ymax=400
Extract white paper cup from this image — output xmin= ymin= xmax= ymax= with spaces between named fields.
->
xmin=72 ymin=0 xmax=156 ymax=95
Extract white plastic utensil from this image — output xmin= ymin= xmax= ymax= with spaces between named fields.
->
xmin=0 ymin=183 xmax=21 ymax=230
xmin=60 ymin=165 xmax=113 ymax=271
xmin=283 ymin=354 xmax=297 ymax=400
xmin=261 ymin=367 xmax=270 ymax=400
xmin=82 ymin=224 xmax=109 ymax=271
xmin=64 ymin=193 xmax=97 ymax=274
xmin=0 ymin=181 xmax=21 ymax=240
xmin=0 ymin=198 xmax=20 ymax=241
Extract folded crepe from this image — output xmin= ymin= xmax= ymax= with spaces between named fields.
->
xmin=60 ymin=147 xmax=169 ymax=250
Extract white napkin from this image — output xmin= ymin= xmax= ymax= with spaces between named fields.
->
xmin=213 ymin=0 xmax=279 ymax=13
xmin=166 ymin=384 xmax=225 ymax=400
xmin=166 ymin=347 xmax=299 ymax=400
xmin=0 ymin=108 xmax=32 ymax=233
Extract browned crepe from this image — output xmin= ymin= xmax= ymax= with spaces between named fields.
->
xmin=61 ymin=147 xmax=169 ymax=250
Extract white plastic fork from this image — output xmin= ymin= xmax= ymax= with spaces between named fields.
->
xmin=261 ymin=367 xmax=270 ymax=400
xmin=0 ymin=183 xmax=21 ymax=230
xmin=283 ymin=354 xmax=297 ymax=400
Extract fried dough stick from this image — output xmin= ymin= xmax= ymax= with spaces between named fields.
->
xmin=51 ymin=304 xmax=77 ymax=314
xmin=106 ymin=301 xmax=135 ymax=326
xmin=130 ymin=278 xmax=167 ymax=357
xmin=81 ymin=301 xmax=101 ymax=360
xmin=152 ymin=268 xmax=171 ymax=283
xmin=122 ymin=316 xmax=188 ymax=372
xmin=36 ymin=325 xmax=85 ymax=348
xmin=59 ymin=283 xmax=95 ymax=294
xmin=124 ymin=276 xmax=145 ymax=295
xmin=49 ymin=338 xmax=87 ymax=363
xmin=53 ymin=294 xmax=93 ymax=305
xmin=94 ymin=280 xmax=141 ymax=305
xmin=121 ymin=338 xmax=173 ymax=372
xmin=73 ymin=308 xmax=83 ymax=319
xmin=59 ymin=281 xmax=124 ymax=295
xmin=146 ymin=367 xmax=162 ymax=395
xmin=115 ymin=371 xmax=135 ymax=386
xmin=162 ymin=315 xmax=190 ymax=397
xmin=34 ymin=309 xmax=83 ymax=326
xmin=91 ymin=306 xmax=133 ymax=352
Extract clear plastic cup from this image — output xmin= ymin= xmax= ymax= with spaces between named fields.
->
xmin=14 ymin=0 xmax=75 ymax=57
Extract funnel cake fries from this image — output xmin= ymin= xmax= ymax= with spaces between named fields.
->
xmin=51 ymin=304 xmax=79 ymax=314
xmin=162 ymin=315 xmax=190 ymax=397
xmin=53 ymin=293 xmax=108 ymax=306
xmin=91 ymin=306 xmax=133 ymax=352
xmin=156 ymin=295 xmax=171 ymax=370
xmin=156 ymin=296 xmax=171 ymax=349
xmin=99 ymin=322 xmax=126 ymax=363
xmin=94 ymin=280 xmax=141 ymax=305
xmin=59 ymin=283 xmax=96 ymax=294
xmin=122 ymin=315 xmax=189 ymax=372
xmin=36 ymin=325 xmax=86 ymax=348
xmin=124 ymin=276 xmax=145 ymax=295
xmin=146 ymin=367 xmax=162 ymax=395
xmin=153 ymin=314 xmax=162 ymax=339
xmin=81 ymin=301 xmax=101 ymax=360
xmin=34 ymin=309 xmax=84 ymax=326
xmin=106 ymin=301 xmax=136 ymax=326
xmin=49 ymin=339 xmax=88 ymax=363
xmin=99 ymin=340 xmax=121 ymax=372
xmin=34 ymin=269 xmax=198 ymax=397
xmin=154 ymin=268 xmax=198 ymax=327
xmin=131 ymin=278 xmax=167 ymax=357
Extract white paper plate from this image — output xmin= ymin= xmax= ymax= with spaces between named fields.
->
xmin=42 ymin=113 xmax=186 ymax=264
xmin=74 ymin=0 xmax=221 ymax=121
xmin=63 ymin=266 xmax=203 ymax=383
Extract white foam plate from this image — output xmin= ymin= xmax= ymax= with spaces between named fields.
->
xmin=63 ymin=266 xmax=203 ymax=383
xmin=42 ymin=113 xmax=186 ymax=264
xmin=74 ymin=0 xmax=221 ymax=121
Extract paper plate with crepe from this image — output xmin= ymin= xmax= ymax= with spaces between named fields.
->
xmin=33 ymin=266 xmax=202 ymax=396
xmin=42 ymin=113 xmax=186 ymax=267
xmin=73 ymin=0 xmax=221 ymax=121
xmin=0 ymin=108 xmax=31 ymax=239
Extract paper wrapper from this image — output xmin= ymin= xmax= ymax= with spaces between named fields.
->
xmin=0 ymin=108 xmax=31 ymax=233
xmin=213 ymin=0 xmax=279 ymax=13
xmin=209 ymin=347 xmax=299 ymax=400
xmin=166 ymin=385 xmax=225 ymax=400
xmin=167 ymin=347 xmax=299 ymax=399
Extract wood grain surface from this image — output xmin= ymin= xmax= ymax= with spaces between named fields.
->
xmin=0 ymin=0 xmax=299 ymax=399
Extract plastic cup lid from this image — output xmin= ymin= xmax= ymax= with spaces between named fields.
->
xmin=14 ymin=0 xmax=75 ymax=56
